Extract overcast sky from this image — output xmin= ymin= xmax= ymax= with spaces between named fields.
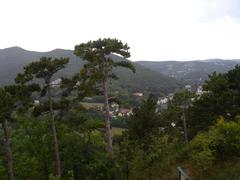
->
xmin=1 ymin=0 xmax=240 ymax=61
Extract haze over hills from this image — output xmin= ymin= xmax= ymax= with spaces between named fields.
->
xmin=0 ymin=47 xmax=182 ymax=94
xmin=137 ymin=59 xmax=240 ymax=84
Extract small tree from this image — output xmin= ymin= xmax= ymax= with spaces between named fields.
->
xmin=128 ymin=95 xmax=159 ymax=142
xmin=74 ymin=38 xmax=136 ymax=157
xmin=16 ymin=57 xmax=69 ymax=178
xmin=172 ymin=90 xmax=195 ymax=143
xmin=0 ymin=88 xmax=15 ymax=180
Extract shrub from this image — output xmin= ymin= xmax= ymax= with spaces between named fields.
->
xmin=190 ymin=117 xmax=240 ymax=171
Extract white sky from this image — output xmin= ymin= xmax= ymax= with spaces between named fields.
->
xmin=1 ymin=0 xmax=240 ymax=61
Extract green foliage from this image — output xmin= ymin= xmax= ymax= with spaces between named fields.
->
xmin=115 ymin=132 xmax=183 ymax=179
xmin=128 ymin=95 xmax=160 ymax=141
xmin=111 ymin=118 xmax=127 ymax=128
xmin=189 ymin=117 xmax=240 ymax=171
xmin=74 ymin=38 xmax=136 ymax=157
xmin=60 ymin=129 xmax=114 ymax=179
xmin=32 ymin=98 xmax=70 ymax=117
xmin=74 ymin=38 xmax=135 ymax=85
xmin=2 ymin=116 xmax=54 ymax=179
xmin=158 ymin=90 xmax=196 ymax=140
xmin=0 ymin=114 xmax=115 ymax=179
xmin=190 ymin=133 xmax=216 ymax=170
xmin=0 ymin=88 xmax=15 ymax=123
xmin=189 ymin=65 xmax=240 ymax=137
xmin=2 ymin=41 xmax=240 ymax=179
xmin=114 ymin=95 xmax=184 ymax=179
xmin=15 ymin=57 xmax=69 ymax=100
xmin=171 ymin=90 xmax=195 ymax=106
xmin=16 ymin=57 xmax=69 ymax=84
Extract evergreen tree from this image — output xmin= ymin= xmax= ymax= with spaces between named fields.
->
xmin=74 ymin=38 xmax=135 ymax=157
xmin=0 ymin=88 xmax=15 ymax=180
xmin=189 ymin=65 xmax=240 ymax=137
xmin=128 ymin=95 xmax=159 ymax=142
xmin=16 ymin=57 xmax=69 ymax=178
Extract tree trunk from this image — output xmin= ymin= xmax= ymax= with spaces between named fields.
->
xmin=2 ymin=120 xmax=14 ymax=180
xmin=182 ymin=106 xmax=188 ymax=143
xmin=103 ymin=80 xmax=113 ymax=158
xmin=48 ymin=86 xmax=61 ymax=178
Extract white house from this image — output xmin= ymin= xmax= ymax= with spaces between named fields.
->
xmin=157 ymin=97 xmax=168 ymax=105
xmin=50 ymin=78 xmax=62 ymax=87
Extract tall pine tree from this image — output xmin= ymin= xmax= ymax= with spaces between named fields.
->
xmin=74 ymin=38 xmax=135 ymax=157
xmin=16 ymin=57 xmax=69 ymax=178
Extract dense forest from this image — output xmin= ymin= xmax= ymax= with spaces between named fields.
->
xmin=0 ymin=38 xmax=240 ymax=179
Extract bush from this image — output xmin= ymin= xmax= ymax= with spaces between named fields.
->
xmin=189 ymin=117 xmax=240 ymax=171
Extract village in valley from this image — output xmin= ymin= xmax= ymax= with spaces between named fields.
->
xmin=34 ymin=78 xmax=206 ymax=121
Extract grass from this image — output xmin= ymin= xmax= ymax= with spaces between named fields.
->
xmin=200 ymin=159 xmax=240 ymax=180
xmin=112 ymin=127 xmax=125 ymax=136
xmin=80 ymin=102 xmax=104 ymax=110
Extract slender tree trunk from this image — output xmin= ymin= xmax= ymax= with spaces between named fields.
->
xmin=48 ymin=86 xmax=61 ymax=178
xmin=182 ymin=105 xmax=188 ymax=143
xmin=2 ymin=120 xmax=14 ymax=180
xmin=103 ymin=80 xmax=113 ymax=158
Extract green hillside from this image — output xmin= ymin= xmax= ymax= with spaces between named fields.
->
xmin=137 ymin=59 xmax=240 ymax=84
xmin=0 ymin=47 xmax=183 ymax=94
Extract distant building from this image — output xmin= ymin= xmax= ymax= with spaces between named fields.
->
xmin=196 ymin=86 xmax=207 ymax=96
xmin=118 ymin=108 xmax=132 ymax=117
xmin=50 ymin=78 xmax=62 ymax=87
xmin=157 ymin=97 xmax=168 ymax=105
xmin=110 ymin=102 xmax=119 ymax=112
xmin=196 ymin=86 xmax=203 ymax=95
xmin=185 ymin=85 xmax=191 ymax=91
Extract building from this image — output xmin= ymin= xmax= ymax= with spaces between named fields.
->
xmin=157 ymin=97 xmax=168 ymax=105
xmin=196 ymin=86 xmax=207 ymax=96
xmin=50 ymin=78 xmax=62 ymax=87
xmin=185 ymin=85 xmax=191 ymax=91
xmin=110 ymin=102 xmax=120 ymax=112
xmin=118 ymin=108 xmax=132 ymax=117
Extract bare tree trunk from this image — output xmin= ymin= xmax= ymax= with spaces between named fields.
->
xmin=182 ymin=106 xmax=188 ymax=143
xmin=2 ymin=120 xmax=14 ymax=180
xmin=103 ymin=80 xmax=113 ymax=158
xmin=48 ymin=87 xmax=61 ymax=178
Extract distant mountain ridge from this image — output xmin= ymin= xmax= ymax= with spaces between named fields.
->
xmin=0 ymin=47 xmax=182 ymax=94
xmin=137 ymin=59 xmax=240 ymax=84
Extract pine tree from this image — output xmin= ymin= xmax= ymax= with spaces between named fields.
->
xmin=74 ymin=38 xmax=135 ymax=157
xmin=0 ymin=88 xmax=15 ymax=180
xmin=16 ymin=57 xmax=69 ymax=178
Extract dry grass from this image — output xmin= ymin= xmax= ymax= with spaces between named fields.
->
xmin=112 ymin=127 xmax=125 ymax=136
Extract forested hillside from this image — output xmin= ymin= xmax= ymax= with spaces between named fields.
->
xmin=0 ymin=47 xmax=182 ymax=94
xmin=137 ymin=59 xmax=240 ymax=84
